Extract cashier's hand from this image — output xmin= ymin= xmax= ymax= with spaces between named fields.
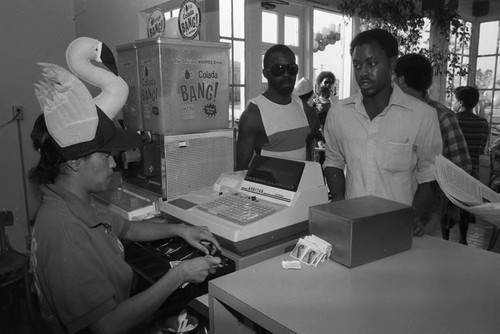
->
xmin=178 ymin=225 xmax=221 ymax=255
xmin=174 ymin=257 xmax=221 ymax=284
xmin=413 ymin=217 xmax=426 ymax=237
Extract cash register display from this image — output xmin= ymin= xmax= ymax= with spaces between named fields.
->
xmin=244 ymin=156 xmax=305 ymax=192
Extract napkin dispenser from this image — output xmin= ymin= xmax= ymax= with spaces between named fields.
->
xmin=308 ymin=196 xmax=413 ymax=268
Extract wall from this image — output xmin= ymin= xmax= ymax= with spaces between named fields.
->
xmin=72 ymin=0 xmax=219 ymax=57
xmin=0 ymin=0 xmax=75 ymax=252
xmin=73 ymin=0 xmax=165 ymax=49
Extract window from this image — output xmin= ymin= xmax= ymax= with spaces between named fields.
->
xmin=313 ymin=9 xmax=352 ymax=99
xmin=164 ymin=9 xmax=179 ymax=18
xmin=475 ymin=20 xmax=500 ymax=132
xmin=284 ymin=15 xmax=300 ymax=47
xmin=446 ymin=19 xmax=472 ymax=108
xmin=219 ymin=0 xmax=246 ymax=126
xmin=262 ymin=11 xmax=278 ymax=44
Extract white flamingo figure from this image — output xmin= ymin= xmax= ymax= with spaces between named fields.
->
xmin=66 ymin=37 xmax=128 ymax=119
xmin=34 ymin=37 xmax=128 ymax=148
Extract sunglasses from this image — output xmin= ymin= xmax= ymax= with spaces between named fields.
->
xmin=268 ymin=63 xmax=299 ymax=77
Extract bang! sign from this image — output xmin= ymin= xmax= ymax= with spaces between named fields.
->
xmin=147 ymin=8 xmax=166 ymax=38
xmin=178 ymin=0 xmax=201 ymax=39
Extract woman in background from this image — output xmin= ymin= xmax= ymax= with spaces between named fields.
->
xmin=313 ymin=71 xmax=337 ymax=126
xmin=293 ymin=77 xmax=324 ymax=162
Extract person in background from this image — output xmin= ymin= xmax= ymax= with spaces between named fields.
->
xmin=315 ymin=71 xmax=337 ymax=99
xmin=313 ymin=71 xmax=336 ymax=126
xmin=313 ymin=85 xmax=332 ymax=127
xmin=454 ymin=86 xmax=490 ymax=179
xmin=323 ymin=29 xmax=443 ymax=236
xmin=236 ymin=44 xmax=311 ymax=170
xmin=293 ymin=77 xmax=325 ymax=162
xmin=293 ymin=77 xmax=315 ymax=106
xmin=29 ymin=38 xmax=221 ymax=334
xmin=394 ymin=53 xmax=472 ymax=244
xmin=454 ymin=85 xmax=490 ymax=232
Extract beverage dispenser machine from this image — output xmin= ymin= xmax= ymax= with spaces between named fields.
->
xmin=116 ymin=37 xmax=234 ymax=203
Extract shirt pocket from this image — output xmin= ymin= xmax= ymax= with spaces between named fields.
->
xmin=383 ymin=141 xmax=412 ymax=173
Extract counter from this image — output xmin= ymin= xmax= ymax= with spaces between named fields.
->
xmin=209 ymin=236 xmax=500 ymax=334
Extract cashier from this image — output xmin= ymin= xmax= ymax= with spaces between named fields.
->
xmin=29 ymin=38 xmax=221 ymax=334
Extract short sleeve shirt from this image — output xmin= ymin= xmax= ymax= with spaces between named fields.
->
xmin=30 ymin=184 xmax=133 ymax=333
xmin=323 ymin=84 xmax=443 ymax=206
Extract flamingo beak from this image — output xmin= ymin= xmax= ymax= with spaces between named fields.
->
xmin=99 ymin=42 xmax=118 ymax=76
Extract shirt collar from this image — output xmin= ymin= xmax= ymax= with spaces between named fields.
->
xmin=43 ymin=184 xmax=101 ymax=228
xmin=389 ymin=84 xmax=414 ymax=111
xmin=340 ymin=83 xmax=413 ymax=113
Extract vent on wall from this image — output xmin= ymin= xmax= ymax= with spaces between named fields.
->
xmin=261 ymin=1 xmax=289 ymax=10
xmin=305 ymin=0 xmax=337 ymax=7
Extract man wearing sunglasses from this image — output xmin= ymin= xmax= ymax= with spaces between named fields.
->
xmin=236 ymin=44 xmax=312 ymax=170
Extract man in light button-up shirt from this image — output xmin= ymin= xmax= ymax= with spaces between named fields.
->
xmin=323 ymin=29 xmax=442 ymax=236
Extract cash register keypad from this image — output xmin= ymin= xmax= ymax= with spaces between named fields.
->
xmin=196 ymin=193 xmax=277 ymax=225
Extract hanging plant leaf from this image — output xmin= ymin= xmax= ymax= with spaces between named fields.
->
xmin=338 ymin=0 xmax=470 ymax=97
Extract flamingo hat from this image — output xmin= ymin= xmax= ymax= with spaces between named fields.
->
xmin=34 ymin=37 xmax=142 ymax=161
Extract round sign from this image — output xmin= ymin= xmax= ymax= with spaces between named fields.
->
xmin=178 ymin=0 xmax=201 ymax=39
xmin=147 ymin=8 xmax=166 ymax=38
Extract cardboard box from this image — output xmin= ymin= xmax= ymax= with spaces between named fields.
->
xmin=309 ymin=196 xmax=413 ymax=268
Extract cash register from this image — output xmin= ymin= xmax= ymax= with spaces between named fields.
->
xmin=161 ymin=156 xmax=330 ymax=254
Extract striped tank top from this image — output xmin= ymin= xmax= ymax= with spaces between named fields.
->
xmin=250 ymin=94 xmax=310 ymax=160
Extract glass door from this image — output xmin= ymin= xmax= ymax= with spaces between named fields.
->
xmin=475 ymin=20 xmax=500 ymax=145
xmin=313 ymin=9 xmax=352 ymax=99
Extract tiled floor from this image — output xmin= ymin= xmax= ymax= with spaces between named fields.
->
xmin=2 ymin=219 xmax=500 ymax=333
